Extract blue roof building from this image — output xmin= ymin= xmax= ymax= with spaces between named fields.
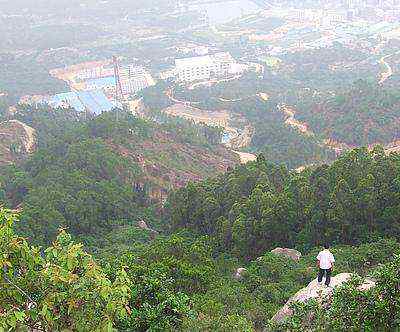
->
xmin=50 ymin=90 xmax=115 ymax=115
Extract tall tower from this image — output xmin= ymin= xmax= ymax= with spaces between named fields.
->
xmin=112 ymin=56 xmax=125 ymax=121
xmin=113 ymin=56 xmax=124 ymax=105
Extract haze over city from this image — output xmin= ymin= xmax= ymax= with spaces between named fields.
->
xmin=1 ymin=0 xmax=400 ymax=331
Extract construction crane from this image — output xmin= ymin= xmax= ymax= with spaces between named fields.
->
xmin=112 ymin=55 xmax=124 ymax=121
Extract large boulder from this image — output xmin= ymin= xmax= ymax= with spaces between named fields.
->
xmin=137 ymin=220 xmax=159 ymax=234
xmin=271 ymin=273 xmax=375 ymax=324
xmin=234 ymin=267 xmax=247 ymax=280
xmin=0 ymin=120 xmax=37 ymax=165
xmin=271 ymin=248 xmax=302 ymax=262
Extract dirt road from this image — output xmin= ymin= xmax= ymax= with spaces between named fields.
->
xmin=279 ymin=103 xmax=400 ymax=157
xmin=379 ymin=51 xmax=400 ymax=85
xmin=187 ymin=75 xmax=241 ymax=90
xmin=162 ymin=104 xmax=256 ymax=163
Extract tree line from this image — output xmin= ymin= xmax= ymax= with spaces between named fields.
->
xmin=166 ymin=147 xmax=400 ymax=259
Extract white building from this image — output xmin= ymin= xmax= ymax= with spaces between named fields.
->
xmin=175 ymin=52 xmax=236 ymax=82
xmin=194 ymin=46 xmax=209 ymax=56
xmin=119 ymin=66 xmax=155 ymax=95
xmin=159 ymin=68 xmax=176 ymax=80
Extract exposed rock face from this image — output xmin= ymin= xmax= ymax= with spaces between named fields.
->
xmin=137 ymin=220 xmax=158 ymax=234
xmin=271 ymin=248 xmax=302 ymax=262
xmin=9 ymin=120 xmax=37 ymax=153
xmin=0 ymin=120 xmax=37 ymax=165
xmin=234 ymin=268 xmax=247 ymax=280
xmin=271 ymin=273 xmax=376 ymax=324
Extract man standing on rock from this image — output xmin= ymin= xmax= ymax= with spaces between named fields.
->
xmin=317 ymin=244 xmax=335 ymax=287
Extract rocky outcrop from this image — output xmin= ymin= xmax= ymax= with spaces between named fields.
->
xmin=137 ymin=220 xmax=159 ymax=235
xmin=271 ymin=248 xmax=302 ymax=262
xmin=234 ymin=267 xmax=247 ymax=280
xmin=0 ymin=120 xmax=37 ymax=165
xmin=271 ymin=273 xmax=376 ymax=324
xmin=8 ymin=120 xmax=37 ymax=153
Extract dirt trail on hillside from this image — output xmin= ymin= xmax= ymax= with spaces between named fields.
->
xmin=164 ymin=104 xmax=231 ymax=128
xmin=279 ymin=103 xmax=400 ymax=157
xmin=278 ymin=104 xmax=351 ymax=154
xmin=379 ymin=51 xmax=400 ymax=85
xmin=278 ymin=104 xmax=314 ymax=137
xmin=187 ymin=75 xmax=241 ymax=90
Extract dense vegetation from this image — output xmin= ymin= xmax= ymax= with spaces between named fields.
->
xmin=279 ymin=45 xmax=379 ymax=90
xmin=0 ymin=209 xmax=133 ymax=331
xmin=295 ymin=80 xmax=400 ymax=146
xmin=139 ymin=81 xmax=174 ymax=112
xmin=3 ymin=2 xmax=400 ymax=330
xmin=1 ymin=119 xmax=150 ymax=246
xmin=0 ymin=106 xmax=232 ymax=247
xmin=0 ymin=53 xmax=69 ymax=102
xmin=3 ymin=109 xmax=400 ymax=330
xmin=2 ymin=208 xmax=400 ymax=331
xmin=167 ymin=147 xmax=400 ymax=258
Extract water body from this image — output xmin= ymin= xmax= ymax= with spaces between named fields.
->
xmin=190 ymin=0 xmax=260 ymax=24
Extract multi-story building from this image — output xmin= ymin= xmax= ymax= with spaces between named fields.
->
xmin=119 ymin=65 xmax=155 ymax=95
xmin=84 ymin=65 xmax=155 ymax=96
xmin=175 ymin=52 xmax=236 ymax=82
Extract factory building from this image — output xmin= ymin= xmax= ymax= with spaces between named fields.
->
xmin=49 ymin=90 xmax=115 ymax=115
xmin=175 ymin=52 xmax=237 ymax=82
xmin=119 ymin=66 xmax=156 ymax=95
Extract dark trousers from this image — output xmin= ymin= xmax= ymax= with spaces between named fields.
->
xmin=318 ymin=268 xmax=332 ymax=286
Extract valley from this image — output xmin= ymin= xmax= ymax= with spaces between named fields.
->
xmin=2 ymin=0 xmax=400 ymax=331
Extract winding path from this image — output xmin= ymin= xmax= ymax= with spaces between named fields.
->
xmin=277 ymin=103 xmax=351 ymax=154
xmin=278 ymin=104 xmax=314 ymax=136
xmin=379 ymin=51 xmax=400 ymax=85
xmin=187 ymin=75 xmax=242 ymax=90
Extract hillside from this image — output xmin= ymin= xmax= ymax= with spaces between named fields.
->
xmin=295 ymin=80 xmax=400 ymax=146
xmin=2 ymin=147 xmax=400 ymax=330
xmin=105 ymin=122 xmax=238 ymax=200
xmin=7 ymin=105 xmax=239 ymax=194
xmin=3 ymin=104 xmax=400 ymax=332
xmin=141 ymin=75 xmax=336 ymax=169
xmin=0 ymin=106 xmax=239 ymax=245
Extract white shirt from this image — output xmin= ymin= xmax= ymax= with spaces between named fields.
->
xmin=317 ymin=249 xmax=335 ymax=269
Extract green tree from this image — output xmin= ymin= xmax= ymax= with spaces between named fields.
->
xmin=0 ymin=208 xmax=131 ymax=331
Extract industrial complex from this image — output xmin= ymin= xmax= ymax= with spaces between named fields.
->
xmin=175 ymin=52 xmax=242 ymax=82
